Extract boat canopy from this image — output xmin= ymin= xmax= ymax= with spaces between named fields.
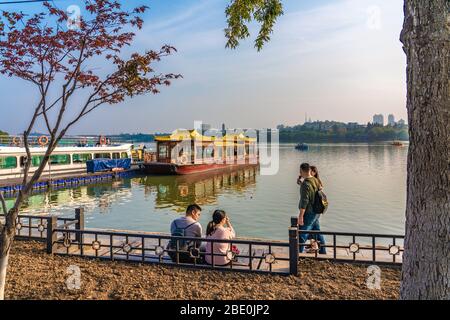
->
xmin=222 ymin=133 xmax=257 ymax=143
xmin=155 ymin=129 xmax=256 ymax=144
xmin=155 ymin=129 xmax=214 ymax=142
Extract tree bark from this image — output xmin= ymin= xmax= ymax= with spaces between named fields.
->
xmin=400 ymin=0 xmax=450 ymax=299
xmin=0 ymin=210 xmax=15 ymax=300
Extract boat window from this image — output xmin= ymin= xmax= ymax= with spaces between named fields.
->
xmin=216 ymin=146 xmax=223 ymax=158
xmin=94 ymin=153 xmax=111 ymax=159
xmin=121 ymin=152 xmax=128 ymax=159
xmin=50 ymin=154 xmax=71 ymax=166
xmin=237 ymin=145 xmax=245 ymax=155
xmin=158 ymin=145 xmax=168 ymax=158
xmin=204 ymin=146 xmax=214 ymax=158
xmin=112 ymin=152 xmax=120 ymax=159
xmin=72 ymin=153 xmax=93 ymax=163
xmin=249 ymin=144 xmax=256 ymax=155
xmin=31 ymin=155 xmax=45 ymax=167
xmin=0 ymin=156 xmax=17 ymax=169
xmin=195 ymin=146 xmax=203 ymax=159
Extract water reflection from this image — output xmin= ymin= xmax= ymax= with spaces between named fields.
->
xmin=18 ymin=167 xmax=258 ymax=216
xmin=17 ymin=180 xmax=134 ymax=215
xmin=139 ymin=167 xmax=258 ymax=212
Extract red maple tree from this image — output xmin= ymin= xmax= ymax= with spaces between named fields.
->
xmin=0 ymin=0 xmax=181 ymax=298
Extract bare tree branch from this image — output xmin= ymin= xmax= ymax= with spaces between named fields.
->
xmin=0 ymin=192 xmax=7 ymax=216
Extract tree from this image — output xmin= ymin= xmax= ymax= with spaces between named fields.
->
xmin=0 ymin=0 xmax=180 ymax=299
xmin=398 ymin=0 xmax=449 ymax=299
xmin=225 ymin=0 xmax=449 ymax=299
xmin=225 ymin=0 xmax=283 ymax=51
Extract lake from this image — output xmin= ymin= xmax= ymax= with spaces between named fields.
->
xmin=11 ymin=143 xmax=408 ymax=240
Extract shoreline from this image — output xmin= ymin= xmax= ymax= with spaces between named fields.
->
xmin=6 ymin=241 xmax=400 ymax=300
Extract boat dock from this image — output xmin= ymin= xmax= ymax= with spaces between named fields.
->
xmin=0 ymin=169 xmax=138 ymax=196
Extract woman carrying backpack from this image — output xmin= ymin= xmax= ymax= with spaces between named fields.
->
xmin=204 ymin=210 xmax=237 ymax=266
xmin=297 ymin=163 xmax=327 ymax=255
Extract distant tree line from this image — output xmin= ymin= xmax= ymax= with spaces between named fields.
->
xmin=277 ymin=121 xmax=409 ymax=143
xmin=111 ymin=133 xmax=155 ymax=143
xmin=0 ymin=130 xmax=8 ymax=136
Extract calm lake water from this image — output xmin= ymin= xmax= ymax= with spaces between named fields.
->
xmin=10 ymin=143 xmax=408 ymax=240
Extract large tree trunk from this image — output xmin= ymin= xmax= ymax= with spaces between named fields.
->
xmin=399 ymin=0 xmax=450 ymax=299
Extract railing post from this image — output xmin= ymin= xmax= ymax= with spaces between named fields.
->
xmin=291 ymin=216 xmax=298 ymax=228
xmin=46 ymin=216 xmax=57 ymax=254
xmin=289 ymin=227 xmax=299 ymax=276
xmin=75 ymin=207 xmax=84 ymax=243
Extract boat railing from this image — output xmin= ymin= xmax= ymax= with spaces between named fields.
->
xmin=0 ymin=135 xmax=126 ymax=148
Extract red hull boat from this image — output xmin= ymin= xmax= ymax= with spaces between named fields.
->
xmin=142 ymin=129 xmax=259 ymax=176
xmin=143 ymin=162 xmax=259 ymax=175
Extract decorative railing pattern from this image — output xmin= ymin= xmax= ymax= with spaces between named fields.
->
xmin=290 ymin=217 xmax=404 ymax=265
xmin=49 ymin=227 xmax=291 ymax=275
xmin=1 ymin=209 xmax=405 ymax=278
xmin=0 ymin=208 xmax=84 ymax=242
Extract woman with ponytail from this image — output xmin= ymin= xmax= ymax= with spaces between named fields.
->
xmin=205 ymin=210 xmax=236 ymax=266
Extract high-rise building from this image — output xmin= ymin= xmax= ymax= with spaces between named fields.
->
xmin=201 ymin=123 xmax=211 ymax=134
xmin=388 ymin=114 xmax=396 ymax=126
xmin=372 ymin=114 xmax=384 ymax=126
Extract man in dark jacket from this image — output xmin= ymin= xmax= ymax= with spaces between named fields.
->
xmin=298 ymin=163 xmax=327 ymax=254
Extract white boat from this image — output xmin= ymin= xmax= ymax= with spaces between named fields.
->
xmin=0 ymin=143 xmax=134 ymax=181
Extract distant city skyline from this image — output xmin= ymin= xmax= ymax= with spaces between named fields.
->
xmin=0 ymin=0 xmax=407 ymax=135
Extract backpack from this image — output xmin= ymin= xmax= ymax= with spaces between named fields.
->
xmin=313 ymin=189 xmax=328 ymax=214
xmin=305 ymin=178 xmax=329 ymax=214
xmin=168 ymin=220 xmax=197 ymax=251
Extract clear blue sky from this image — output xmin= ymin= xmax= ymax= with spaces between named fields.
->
xmin=0 ymin=0 xmax=406 ymax=135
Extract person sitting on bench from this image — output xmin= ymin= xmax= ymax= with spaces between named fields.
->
xmin=167 ymin=204 xmax=203 ymax=263
xmin=204 ymin=210 xmax=236 ymax=266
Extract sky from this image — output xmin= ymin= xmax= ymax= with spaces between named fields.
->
xmin=0 ymin=0 xmax=407 ymax=135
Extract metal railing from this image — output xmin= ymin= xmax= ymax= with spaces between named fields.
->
xmin=290 ymin=217 xmax=404 ymax=266
xmin=0 ymin=208 xmax=84 ymax=242
xmin=1 ymin=209 xmax=406 ymax=278
xmin=0 ymin=135 xmax=123 ymax=148
xmin=48 ymin=226 xmax=292 ymax=275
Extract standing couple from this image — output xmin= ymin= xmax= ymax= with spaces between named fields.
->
xmin=297 ymin=163 xmax=327 ymax=254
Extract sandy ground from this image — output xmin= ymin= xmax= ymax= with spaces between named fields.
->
xmin=5 ymin=241 xmax=400 ymax=300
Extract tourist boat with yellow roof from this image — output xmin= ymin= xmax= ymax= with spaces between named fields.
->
xmin=142 ymin=129 xmax=259 ymax=175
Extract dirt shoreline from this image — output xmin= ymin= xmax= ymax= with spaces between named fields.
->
xmin=6 ymin=241 xmax=400 ymax=300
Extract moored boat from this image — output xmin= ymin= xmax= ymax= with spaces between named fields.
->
xmin=295 ymin=143 xmax=309 ymax=151
xmin=391 ymin=141 xmax=403 ymax=146
xmin=0 ymin=136 xmax=137 ymax=182
xmin=142 ymin=129 xmax=259 ymax=175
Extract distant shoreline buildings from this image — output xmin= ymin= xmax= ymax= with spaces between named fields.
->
xmin=373 ymin=113 xmax=406 ymax=127
xmin=276 ymin=116 xmax=408 ymax=143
